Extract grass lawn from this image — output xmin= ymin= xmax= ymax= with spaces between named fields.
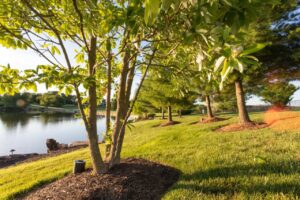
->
xmin=1 ymin=112 xmax=300 ymax=199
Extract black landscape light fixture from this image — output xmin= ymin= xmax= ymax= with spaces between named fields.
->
xmin=73 ymin=160 xmax=86 ymax=174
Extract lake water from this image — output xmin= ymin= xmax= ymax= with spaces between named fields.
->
xmin=0 ymin=113 xmax=107 ymax=156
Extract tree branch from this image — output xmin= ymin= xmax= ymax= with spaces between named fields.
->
xmin=74 ymin=85 xmax=90 ymax=129
xmin=0 ymin=23 xmax=58 ymax=66
xmin=72 ymin=0 xmax=90 ymax=52
xmin=116 ymin=47 xmax=157 ymax=145
xmin=21 ymin=0 xmax=73 ymax=71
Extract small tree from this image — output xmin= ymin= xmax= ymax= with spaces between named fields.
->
xmin=259 ymin=81 xmax=298 ymax=107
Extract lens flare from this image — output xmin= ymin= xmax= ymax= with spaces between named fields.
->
xmin=264 ymin=105 xmax=300 ymax=131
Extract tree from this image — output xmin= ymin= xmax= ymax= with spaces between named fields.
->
xmin=0 ymin=0 xmax=118 ymax=174
xmin=145 ymin=0 xmax=287 ymax=125
xmin=0 ymin=0 xmax=295 ymax=174
xmin=192 ymin=49 xmax=220 ymax=120
xmin=258 ymin=81 xmax=298 ymax=106
xmin=135 ymin=64 xmax=195 ymax=124
xmin=133 ymin=96 xmax=157 ymax=119
xmin=37 ymin=92 xmax=65 ymax=107
xmin=137 ymin=71 xmax=178 ymax=123
xmin=213 ymin=85 xmax=238 ymax=113
xmin=255 ymin=3 xmax=300 ymax=83
xmin=0 ymin=0 xmax=169 ymax=171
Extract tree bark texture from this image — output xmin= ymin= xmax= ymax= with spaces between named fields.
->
xmin=235 ymin=78 xmax=251 ymax=124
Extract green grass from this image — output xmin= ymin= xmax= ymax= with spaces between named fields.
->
xmin=1 ymin=113 xmax=300 ymax=199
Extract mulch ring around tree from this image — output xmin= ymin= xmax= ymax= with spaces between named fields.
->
xmin=216 ymin=121 xmax=268 ymax=132
xmin=21 ymin=158 xmax=180 ymax=200
xmin=198 ymin=117 xmax=228 ymax=124
xmin=160 ymin=121 xmax=181 ymax=127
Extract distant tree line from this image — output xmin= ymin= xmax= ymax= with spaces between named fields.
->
xmin=0 ymin=92 xmax=76 ymax=112
xmin=0 ymin=92 xmax=118 ymax=113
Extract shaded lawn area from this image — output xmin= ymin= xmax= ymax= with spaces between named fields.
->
xmin=1 ymin=112 xmax=300 ymax=199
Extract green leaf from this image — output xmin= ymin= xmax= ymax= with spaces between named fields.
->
xmin=214 ymin=56 xmax=225 ymax=72
xmin=243 ymin=55 xmax=259 ymax=61
xmin=234 ymin=58 xmax=244 ymax=73
xmin=144 ymin=0 xmax=161 ymax=25
xmin=162 ymin=0 xmax=172 ymax=10
xmin=51 ymin=46 xmax=61 ymax=55
xmin=65 ymin=86 xmax=73 ymax=96
xmin=240 ymin=43 xmax=270 ymax=57
xmin=221 ymin=59 xmax=228 ymax=77
xmin=75 ymin=53 xmax=85 ymax=63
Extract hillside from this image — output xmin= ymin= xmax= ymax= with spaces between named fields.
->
xmin=1 ymin=113 xmax=300 ymax=199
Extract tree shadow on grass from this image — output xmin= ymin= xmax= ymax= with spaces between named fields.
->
xmin=171 ymin=161 xmax=300 ymax=196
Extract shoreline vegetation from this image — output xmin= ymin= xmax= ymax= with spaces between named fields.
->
xmin=1 ymin=112 xmax=300 ymax=199
xmin=0 ymin=145 xmax=87 ymax=169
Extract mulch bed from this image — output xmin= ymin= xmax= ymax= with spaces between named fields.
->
xmin=22 ymin=158 xmax=180 ymax=200
xmin=216 ymin=122 xmax=268 ymax=132
xmin=160 ymin=121 xmax=181 ymax=127
xmin=0 ymin=146 xmax=87 ymax=169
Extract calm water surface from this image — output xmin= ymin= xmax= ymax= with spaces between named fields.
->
xmin=0 ymin=113 xmax=107 ymax=156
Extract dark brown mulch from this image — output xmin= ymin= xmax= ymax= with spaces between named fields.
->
xmin=0 ymin=146 xmax=87 ymax=169
xmin=160 ymin=121 xmax=181 ymax=127
xmin=216 ymin=122 xmax=268 ymax=132
xmin=22 ymin=158 xmax=180 ymax=200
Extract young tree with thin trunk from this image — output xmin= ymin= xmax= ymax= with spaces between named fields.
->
xmin=0 ymin=0 xmax=113 ymax=174
xmin=167 ymin=106 xmax=173 ymax=122
xmin=0 ymin=0 xmax=165 ymax=171
xmin=161 ymin=108 xmax=165 ymax=119
xmin=104 ymin=40 xmax=112 ymax=159
xmin=205 ymin=95 xmax=214 ymax=119
xmin=214 ymin=43 xmax=268 ymax=125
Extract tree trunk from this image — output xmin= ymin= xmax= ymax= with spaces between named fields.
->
xmin=168 ymin=105 xmax=173 ymax=122
xmin=87 ymin=36 xmax=106 ymax=174
xmin=105 ymin=47 xmax=112 ymax=159
xmin=235 ymin=78 xmax=251 ymax=124
xmin=108 ymin=48 xmax=156 ymax=167
xmin=108 ymin=50 xmax=130 ymax=166
xmin=178 ymin=110 xmax=182 ymax=118
xmin=205 ymin=95 xmax=214 ymax=119
xmin=114 ymin=54 xmax=137 ymax=164
xmin=161 ymin=108 xmax=165 ymax=119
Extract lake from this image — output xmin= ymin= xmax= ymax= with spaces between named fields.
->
xmin=0 ymin=113 xmax=108 ymax=156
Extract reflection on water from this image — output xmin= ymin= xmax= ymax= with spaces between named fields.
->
xmin=0 ymin=113 xmax=107 ymax=156
xmin=0 ymin=114 xmax=31 ymax=131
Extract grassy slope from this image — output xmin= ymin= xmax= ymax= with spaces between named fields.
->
xmin=1 ymin=113 xmax=300 ymax=199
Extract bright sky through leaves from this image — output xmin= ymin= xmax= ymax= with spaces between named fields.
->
xmin=0 ymin=46 xmax=299 ymax=105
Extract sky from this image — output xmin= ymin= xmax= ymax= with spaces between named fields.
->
xmin=0 ymin=46 xmax=300 ymax=105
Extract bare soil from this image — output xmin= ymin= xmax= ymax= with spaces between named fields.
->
xmin=21 ymin=158 xmax=180 ymax=200
xmin=216 ymin=122 xmax=268 ymax=132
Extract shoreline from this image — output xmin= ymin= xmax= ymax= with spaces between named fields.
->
xmin=0 ymin=145 xmax=87 ymax=169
